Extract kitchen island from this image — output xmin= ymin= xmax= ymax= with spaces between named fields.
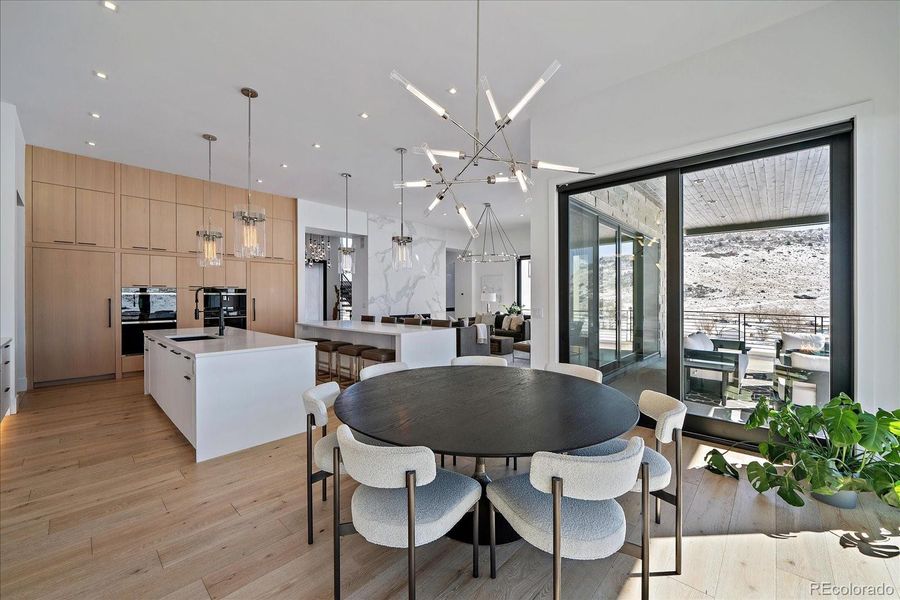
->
xmin=296 ymin=320 xmax=457 ymax=368
xmin=144 ymin=327 xmax=315 ymax=462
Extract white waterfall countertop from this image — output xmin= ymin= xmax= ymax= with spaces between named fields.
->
xmin=145 ymin=327 xmax=315 ymax=358
xmin=297 ymin=320 xmax=449 ymax=336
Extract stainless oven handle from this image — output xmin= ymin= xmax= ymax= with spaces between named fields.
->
xmin=108 ymin=299 xmax=112 ymax=328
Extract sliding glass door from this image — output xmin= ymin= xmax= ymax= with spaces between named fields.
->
xmin=558 ymin=122 xmax=853 ymax=442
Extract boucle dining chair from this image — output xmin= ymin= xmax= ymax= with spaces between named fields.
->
xmin=451 ymin=355 xmax=508 ymax=367
xmin=359 ymin=361 xmax=409 ymax=381
xmin=486 ymin=437 xmax=650 ymax=600
xmin=570 ymin=390 xmax=687 ymax=574
xmin=545 ymin=361 xmax=603 ymax=383
xmin=302 ymin=382 xmax=390 ymax=544
xmin=333 ymin=425 xmax=482 ymax=599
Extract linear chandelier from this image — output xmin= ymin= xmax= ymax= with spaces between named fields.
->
xmin=390 ymin=0 xmax=592 ymax=237
xmin=458 ymin=203 xmax=518 ymax=263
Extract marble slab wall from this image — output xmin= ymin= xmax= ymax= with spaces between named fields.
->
xmin=367 ymin=214 xmax=447 ymax=317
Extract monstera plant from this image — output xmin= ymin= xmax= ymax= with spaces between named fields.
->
xmin=705 ymin=393 xmax=900 ymax=508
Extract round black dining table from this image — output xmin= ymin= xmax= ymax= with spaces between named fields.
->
xmin=334 ymin=366 xmax=639 ymax=544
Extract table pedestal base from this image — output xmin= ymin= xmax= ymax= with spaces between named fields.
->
xmin=446 ymin=457 xmax=521 ymax=545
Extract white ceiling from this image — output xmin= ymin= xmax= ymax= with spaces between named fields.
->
xmin=0 ymin=0 xmax=826 ymax=230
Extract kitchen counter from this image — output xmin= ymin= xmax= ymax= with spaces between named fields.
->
xmin=145 ymin=327 xmax=315 ymax=358
xmin=296 ymin=320 xmax=457 ymax=368
xmin=144 ymin=326 xmax=315 ymax=461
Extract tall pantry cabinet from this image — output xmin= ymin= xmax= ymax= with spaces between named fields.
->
xmin=25 ymin=145 xmax=298 ymax=387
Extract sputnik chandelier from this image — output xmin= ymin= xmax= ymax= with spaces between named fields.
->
xmin=390 ymin=0 xmax=592 ymax=238
xmin=458 ymin=203 xmax=518 ymax=263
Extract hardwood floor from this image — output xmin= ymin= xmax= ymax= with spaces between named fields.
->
xmin=1 ymin=378 xmax=897 ymax=599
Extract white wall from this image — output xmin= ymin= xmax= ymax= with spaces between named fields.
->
xmin=0 ymin=100 xmax=25 ymax=416
xmin=528 ymin=1 xmax=899 ymax=411
xmin=469 ymin=225 xmax=531 ymax=315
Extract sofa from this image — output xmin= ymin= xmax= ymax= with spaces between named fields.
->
xmin=777 ymin=351 xmax=830 ymax=407
xmin=683 ymin=331 xmax=749 ymax=396
xmin=776 ymin=332 xmax=829 ymax=360
xmin=483 ymin=313 xmax=531 ymax=342
xmin=455 ymin=324 xmax=490 ymax=357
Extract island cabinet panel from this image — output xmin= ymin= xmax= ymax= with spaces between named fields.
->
xmin=75 ymin=155 xmax=115 ymax=193
xmin=150 ymin=200 xmax=176 ymax=252
xmin=121 ymin=164 xmax=150 ymax=198
xmin=122 ymin=253 xmax=150 ymax=287
xmin=151 ymin=255 xmax=177 ymax=287
xmin=249 ymin=262 xmax=295 ymax=337
xmin=176 ymin=175 xmax=205 ymax=207
xmin=121 ymin=195 xmax=150 ymax=250
xmin=176 ymin=204 xmax=204 ymax=253
xmin=149 ymin=170 xmax=176 ymax=203
xmin=32 ymin=147 xmax=76 ymax=187
xmin=32 ymin=183 xmax=76 ymax=244
xmin=75 ymin=189 xmax=115 ymax=248
xmin=225 ymin=259 xmax=246 ymax=288
xmin=271 ymin=218 xmax=294 ymax=260
xmin=32 ymin=248 xmax=116 ymax=383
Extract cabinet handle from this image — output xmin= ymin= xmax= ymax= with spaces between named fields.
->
xmin=252 ymin=298 xmax=257 ymax=321
xmin=3 ymin=361 xmax=9 ymax=365
xmin=132 ymin=245 xmax=149 ymax=250
xmin=184 ymin=355 xmax=191 ymax=361
xmin=107 ymin=298 xmax=112 ymax=327
xmin=170 ymin=350 xmax=181 ymax=356
xmin=183 ymin=375 xmax=191 ymax=381
xmin=158 ymin=342 xmax=167 ymax=349
xmin=3 ymin=387 xmax=8 ymax=393
xmin=78 ymin=242 xmax=97 ymax=246
xmin=53 ymin=240 xmax=74 ymax=244
xmin=151 ymin=247 xmax=167 ymax=251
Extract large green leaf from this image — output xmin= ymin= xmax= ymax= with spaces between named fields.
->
xmin=802 ymin=456 xmax=843 ymax=494
xmin=745 ymin=399 xmax=772 ymax=430
xmin=773 ymin=475 xmax=805 ymax=506
xmin=822 ymin=403 xmax=861 ymax=447
xmin=759 ymin=442 xmax=792 ymax=464
xmin=857 ymin=412 xmax=899 ymax=454
xmin=746 ymin=461 xmax=777 ymax=493
xmin=705 ymin=449 xmax=739 ymax=480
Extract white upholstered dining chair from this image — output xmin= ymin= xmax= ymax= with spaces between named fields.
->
xmin=359 ymin=361 xmax=409 ymax=381
xmin=451 ymin=355 xmax=508 ymax=367
xmin=302 ymin=382 xmax=390 ymax=544
xmin=486 ymin=437 xmax=650 ymax=600
xmin=332 ymin=425 xmax=482 ymax=599
xmin=571 ymin=390 xmax=687 ymax=574
xmin=544 ymin=361 xmax=604 ymax=383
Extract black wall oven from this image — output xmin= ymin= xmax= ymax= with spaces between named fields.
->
xmin=121 ymin=287 xmax=176 ymax=355
xmin=203 ymin=288 xmax=247 ymax=330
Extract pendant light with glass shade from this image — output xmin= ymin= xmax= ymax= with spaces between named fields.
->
xmin=338 ymin=173 xmax=354 ymax=273
xmin=196 ymin=133 xmax=224 ymax=267
xmin=392 ymin=148 xmax=413 ymax=270
xmin=233 ymin=87 xmax=266 ymax=258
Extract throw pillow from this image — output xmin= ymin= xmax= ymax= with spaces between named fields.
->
xmin=509 ymin=315 xmax=525 ymax=332
xmin=501 ymin=315 xmax=512 ymax=330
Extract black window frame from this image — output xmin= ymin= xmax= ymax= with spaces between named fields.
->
xmin=557 ymin=121 xmax=854 ymax=444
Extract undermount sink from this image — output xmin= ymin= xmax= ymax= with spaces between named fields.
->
xmin=168 ymin=335 xmax=220 ymax=342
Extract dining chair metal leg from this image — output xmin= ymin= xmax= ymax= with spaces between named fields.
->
xmin=472 ymin=500 xmax=480 ymax=578
xmin=675 ymin=428 xmax=683 ymax=575
xmin=453 ymin=455 xmax=457 ymax=466
xmin=640 ymin=461 xmax=650 ymax=600
xmin=513 ymin=457 xmax=518 ymax=471
xmin=306 ymin=415 xmax=315 ymax=545
xmin=440 ymin=454 xmax=445 ymax=468
xmin=406 ymin=470 xmax=417 ymax=600
xmin=552 ymin=476 xmax=563 ymax=600
xmin=321 ymin=424 xmax=328 ymax=502
xmin=489 ymin=502 xmax=497 ymax=579
xmin=654 ymin=439 xmax=661 ymax=524
xmin=333 ymin=446 xmax=342 ymax=600
xmin=505 ymin=457 xmax=509 ymax=467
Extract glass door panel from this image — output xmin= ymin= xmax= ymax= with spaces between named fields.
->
xmin=568 ymin=205 xmax=598 ymax=367
xmin=598 ymin=222 xmax=618 ymax=368
xmin=619 ymin=232 xmax=635 ymax=361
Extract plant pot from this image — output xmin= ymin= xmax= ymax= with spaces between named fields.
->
xmin=811 ymin=489 xmax=858 ymax=509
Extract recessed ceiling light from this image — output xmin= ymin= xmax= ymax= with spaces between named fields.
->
xmin=103 ymin=1 xmax=118 ymax=11
xmin=94 ymin=70 xmax=108 ymax=80
xmin=692 ymin=178 xmax=706 ymax=184
xmin=89 ymin=112 xmax=101 ymax=119
xmin=256 ymin=178 xmax=263 ymax=183
xmin=86 ymin=141 xmax=96 ymax=146
xmin=359 ymin=112 xmax=369 ymax=119
xmin=448 ymin=87 xmax=457 ymax=95
xmin=312 ymin=143 xmax=321 ymax=149
xmin=397 ymin=201 xmax=403 ymax=206
xmin=280 ymin=163 xmax=288 ymax=168
xmin=519 ymin=214 xmax=524 ymax=217
xmin=442 ymin=212 xmax=447 ymax=216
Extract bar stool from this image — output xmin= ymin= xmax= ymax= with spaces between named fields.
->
xmin=381 ymin=316 xmax=398 ymax=324
xmin=361 ymin=315 xmax=375 ymax=322
xmin=317 ymin=341 xmax=351 ymax=381
xmin=359 ymin=347 xmax=396 ymax=371
xmin=336 ymin=344 xmax=376 ymax=385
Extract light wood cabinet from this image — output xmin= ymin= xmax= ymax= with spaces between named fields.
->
xmin=176 ymin=175 xmax=204 ymax=206
xmin=225 ymin=259 xmax=246 ymax=288
xmin=32 ymin=147 xmax=75 ymax=187
xmin=32 ymin=183 xmax=76 ymax=244
xmin=205 ymin=182 xmax=226 ymax=211
xmin=176 ymin=204 xmax=203 ymax=253
xmin=272 ymin=195 xmax=295 ymax=221
xmin=176 ymin=256 xmax=203 ymax=288
xmin=254 ymin=192 xmax=273 ymax=216
xmin=203 ymin=264 xmax=226 ymax=288
xmin=177 ymin=290 xmax=204 ymax=329
xmin=121 ymin=195 xmax=150 ymax=250
xmin=149 ymin=170 xmax=176 ymax=203
xmin=32 ymin=248 xmax=116 ymax=382
xmin=249 ymin=261 xmax=295 ymax=337
xmin=225 ymin=186 xmax=246 ymax=213
xmin=75 ymin=156 xmax=115 ymax=193
xmin=122 ymin=253 xmax=150 ymax=287
xmin=272 ymin=219 xmax=294 ymax=260
xmin=121 ymin=164 xmax=149 ymax=198
xmin=150 ymin=200 xmax=176 ymax=252
xmin=75 ymin=189 xmax=115 ymax=248
xmin=176 ymin=257 xmax=203 ymax=328
xmin=150 ymin=255 xmax=176 ymax=287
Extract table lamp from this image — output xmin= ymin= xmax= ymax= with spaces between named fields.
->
xmin=481 ymin=291 xmax=497 ymax=313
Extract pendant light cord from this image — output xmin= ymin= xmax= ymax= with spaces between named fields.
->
xmin=344 ymin=175 xmax=349 ymax=240
xmin=247 ymin=92 xmax=252 ymax=210
xmin=473 ymin=0 xmax=480 ymax=159
xmin=400 ymin=151 xmax=405 ymax=237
